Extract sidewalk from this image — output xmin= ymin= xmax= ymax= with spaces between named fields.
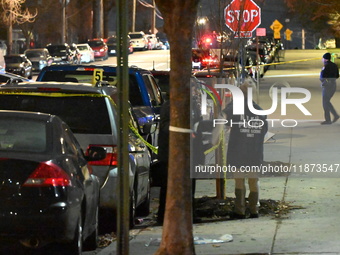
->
xmin=97 ymin=49 xmax=340 ymax=254
xmin=98 ymin=120 xmax=340 ymax=255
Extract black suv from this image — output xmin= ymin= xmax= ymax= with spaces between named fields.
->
xmin=46 ymin=44 xmax=74 ymax=64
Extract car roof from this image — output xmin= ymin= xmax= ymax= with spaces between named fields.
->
xmin=39 ymin=64 xmax=152 ymax=75
xmin=25 ymin=48 xmax=48 ymax=52
xmin=0 ymin=109 xmax=55 ymax=121
xmin=0 ymin=81 xmax=117 ymax=95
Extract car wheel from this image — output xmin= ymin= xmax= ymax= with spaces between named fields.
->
xmin=129 ymin=188 xmax=136 ymax=229
xmin=65 ymin=212 xmax=83 ymax=255
xmin=136 ymin=177 xmax=150 ymax=217
xmin=83 ymin=206 xmax=98 ymax=251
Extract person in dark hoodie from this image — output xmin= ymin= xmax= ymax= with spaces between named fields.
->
xmin=223 ymin=83 xmax=268 ymax=219
xmin=320 ymin=52 xmax=339 ymax=125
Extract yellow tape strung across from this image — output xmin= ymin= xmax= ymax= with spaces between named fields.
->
xmin=222 ymin=56 xmax=320 ymax=71
xmin=128 ymin=122 xmax=158 ymax=155
xmin=0 ymin=91 xmax=159 ymax=154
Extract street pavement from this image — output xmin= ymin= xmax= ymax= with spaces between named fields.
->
xmin=96 ymin=50 xmax=340 ymax=255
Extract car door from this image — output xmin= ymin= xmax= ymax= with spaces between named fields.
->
xmin=60 ymin=122 xmax=99 ymax=223
xmin=128 ymin=115 xmax=151 ymax=204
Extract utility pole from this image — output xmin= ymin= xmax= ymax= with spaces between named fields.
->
xmin=93 ymin=0 xmax=104 ymax=38
xmin=132 ymin=0 xmax=136 ymax=32
xmin=151 ymin=0 xmax=156 ymax=34
xmin=61 ymin=0 xmax=66 ymax=44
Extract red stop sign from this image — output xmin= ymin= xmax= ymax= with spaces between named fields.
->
xmin=224 ymin=0 xmax=261 ymax=37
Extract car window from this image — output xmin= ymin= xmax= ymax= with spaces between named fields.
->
xmin=0 ymin=95 xmax=112 ymax=134
xmin=142 ymin=74 xmax=162 ymax=106
xmin=5 ymin=56 xmax=22 ymax=63
xmin=39 ymin=70 xmax=144 ymax=106
xmin=0 ymin=117 xmax=47 ymax=153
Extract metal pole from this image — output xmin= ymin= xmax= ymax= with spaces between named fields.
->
xmin=116 ymin=0 xmax=130 ymax=254
xmin=132 ymin=0 xmax=136 ymax=32
xmin=62 ymin=0 xmax=66 ymax=44
xmin=151 ymin=0 xmax=156 ymax=34
xmin=256 ymin=36 xmax=260 ymax=104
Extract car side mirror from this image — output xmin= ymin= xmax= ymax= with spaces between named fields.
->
xmin=141 ymin=122 xmax=156 ymax=135
xmin=85 ymin=146 xmax=106 ymax=161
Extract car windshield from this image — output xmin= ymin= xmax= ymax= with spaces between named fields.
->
xmin=88 ymin=41 xmax=103 ymax=47
xmin=5 ymin=56 xmax=22 ymax=63
xmin=129 ymin=34 xmax=143 ymax=39
xmin=47 ymin=46 xmax=67 ymax=56
xmin=25 ymin=51 xmax=44 ymax=58
xmin=77 ymin=45 xmax=88 ymax=51
xmin=107 ymin=37 xmax=116 ymax=44
xmin=0 ymin=95 xmax=112 ymax=134
xmin=0 ymin=117 xmax=47 ymax=153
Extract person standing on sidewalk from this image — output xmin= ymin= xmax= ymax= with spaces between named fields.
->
xmin=320 ymin=52 xmax=339 ymax=125
xmin=156 ymin=100 xmax=170 ymax=224
xmin=223 ymin=83 xmax=268 ymax=219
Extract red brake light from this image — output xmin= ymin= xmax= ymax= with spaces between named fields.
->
xmin=86 ymin=145 xmax=117 ymax=166
xmin=23 ymin=161 xmax=71 ymax=187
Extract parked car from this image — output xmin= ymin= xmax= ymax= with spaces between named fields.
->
xmin=0 ymin=71 xmax=30 ymax=85
xmin=69 ymin=43 xmax=82 ymax=64
xmin=0 ymin=81 xmax=152 ymax=228
xmin=76 ymin=43 xmax=95 ymax=63
xmin=37 ymin=64 xmax=164 ymax=164
xmin=46 ymin=44 xmax=73 ymax=64
xmin=128 ymin=31 xmax=148 ymax=51
xmin=146 ymin=34 xmax=158 ymax=50
xmin=0 ymin=110 xmax=104 ymax=253
xmin=192 ymin=48 xmax=219 ymax=70
xmin=106 ymin=35 xmax=133 ymax=55
xmin=87 ymin=38 xmax=108 ymax=60
xmin=4 ymin=54 xmax=32 ymax=79
xmin=24 ymin=48 xmax=53 ymax=72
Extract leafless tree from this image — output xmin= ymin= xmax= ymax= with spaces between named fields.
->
xmin=0 ymin=0 xmax=36 ymax=53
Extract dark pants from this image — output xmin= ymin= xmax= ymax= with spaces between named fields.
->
xmin=157 ymin=162 xmax=168 ymax=223
xmin=322 ymin=84 xmax=338 ymax=122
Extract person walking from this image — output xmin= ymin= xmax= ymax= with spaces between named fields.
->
xmin=223 ymin=84 xmax=268 ymax=219
xmin=320 ymin=52 xmax=339 ymax=124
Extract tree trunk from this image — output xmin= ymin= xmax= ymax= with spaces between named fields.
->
xmin=154 ymin=1 xmax=199 ymax=255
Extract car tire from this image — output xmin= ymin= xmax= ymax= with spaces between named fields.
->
xmin=83 ymin=206 xmax=98 ymax=251
xmin=65 ymin=212 xmax=83 ymax=255
xmin=136 ymin=178 xmax=150 ymax=217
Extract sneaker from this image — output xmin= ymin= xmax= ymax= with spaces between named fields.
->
xmin=321 ymin=121 xmax=332 ymax=125
xmin=333 ymin=116 xmax=339 ymax=123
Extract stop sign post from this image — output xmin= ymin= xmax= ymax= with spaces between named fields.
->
xmin=224 ymin=0 xmax=261 ymax=38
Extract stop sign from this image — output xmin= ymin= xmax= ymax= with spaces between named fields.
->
xmin=224 ymin=0 xmax=261 ymax=38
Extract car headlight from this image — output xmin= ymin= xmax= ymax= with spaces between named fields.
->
xmin=99 ymin=48 xmax=104 ymax=52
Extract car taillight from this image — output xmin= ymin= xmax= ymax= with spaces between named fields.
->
xmin=23 ymin=161 xmax=71 ymax=187
xmin=87 ymin=145 xmax=118 ymax=166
